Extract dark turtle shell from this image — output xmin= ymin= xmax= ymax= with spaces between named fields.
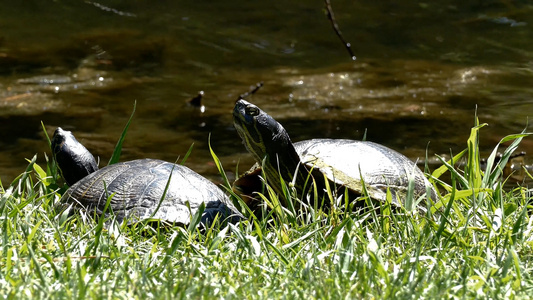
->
xmin=60 ymin=158 xmax=243 ymax=225
xmin=51 ymin=127 xmax=242 ymax=226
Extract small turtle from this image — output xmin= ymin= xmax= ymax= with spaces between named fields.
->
xmin=52 ymin=127 xmax=243 ymax=226
xmin=232 ymin=99 xmax=438 ymax=213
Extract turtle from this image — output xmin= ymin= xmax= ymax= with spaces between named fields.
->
xmin=51 ymin=127 xmax=243 ymax=226
xmin=232 ymin=99 xmax=438 ymax=213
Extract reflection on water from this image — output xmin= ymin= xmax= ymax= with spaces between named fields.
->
xmin=1 ymin=1 xmax=533 ymax=186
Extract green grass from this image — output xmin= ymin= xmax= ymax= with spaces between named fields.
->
xmin=1 ymin=118 xmax=533 ymax=299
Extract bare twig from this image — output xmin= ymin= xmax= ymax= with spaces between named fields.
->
xmin=187 ymin=91 xmax=206 ymax=113
xmin=324 ymin=0 xmax=356 ymax=61
xmin=188 ymin=91 xmax=204 ymax=107
xmin=237 ymin=82 xmax=264 ymax=101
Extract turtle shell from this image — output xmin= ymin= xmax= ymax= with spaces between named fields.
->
xmin=295 ymin=139 xmax=436 ymax=206
xmin=234 ymin=138 xmax=436 ymax=210
xmin=60 ymin=158 xmax=243 ymax=225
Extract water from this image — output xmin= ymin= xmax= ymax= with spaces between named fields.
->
xmin=1 ymin=1 xmax=533 ymax=185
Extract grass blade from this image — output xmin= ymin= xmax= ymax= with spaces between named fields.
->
xmin=108 ymin=101 xmax=136 ymax=165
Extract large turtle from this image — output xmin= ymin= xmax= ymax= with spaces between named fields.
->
xmin=52 ymin=127 xmax=243 ymax=226
xmin=232 ymin=99 xmax=438 ymax=213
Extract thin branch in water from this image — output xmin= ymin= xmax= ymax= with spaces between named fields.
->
xmin=188 ymin=91 xmax=205 ymax=113
xmin=324 ymin=0 xmax=356 ymax=61
xmin=188 ymin=91 xmax=204 ymax=107
xmin=237 ymin=82 xmax=264 ymax=101
xmin=85 ymin=1 xmax=137 ymax=17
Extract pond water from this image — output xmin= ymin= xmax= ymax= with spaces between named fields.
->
xmin=1 ymin=1 xmax=533 ymax=186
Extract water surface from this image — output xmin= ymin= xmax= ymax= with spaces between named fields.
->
xmin=1 ymin=1 xmax=533 ymax=185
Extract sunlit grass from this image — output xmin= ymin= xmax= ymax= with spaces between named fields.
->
xmin=1 ymin=118 xmax=533 ymax=299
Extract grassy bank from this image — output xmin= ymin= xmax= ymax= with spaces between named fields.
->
xmin=1 ymin=119 xmax=533 ymax=299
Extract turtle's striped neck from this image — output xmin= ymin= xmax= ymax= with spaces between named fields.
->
xmin=233 ymin=100 xmax=310 ymax=204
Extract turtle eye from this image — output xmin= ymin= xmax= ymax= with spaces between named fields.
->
xmin=245 ymin=105 xmax=260 ymax=117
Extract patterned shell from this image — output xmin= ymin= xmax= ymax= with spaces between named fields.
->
xmin=294 ymin=139 xmax=437 ymax=207
xmin=60 ymin=158 xmax=243 ymax=225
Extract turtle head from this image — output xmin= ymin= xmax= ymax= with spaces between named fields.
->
xmin=233 ymin=99 xmax=305 ymax=200
xmin=51 ymin=127 xmax=99 ymax=186
xmin=233 ymin=99 xmax=293 ymax=164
